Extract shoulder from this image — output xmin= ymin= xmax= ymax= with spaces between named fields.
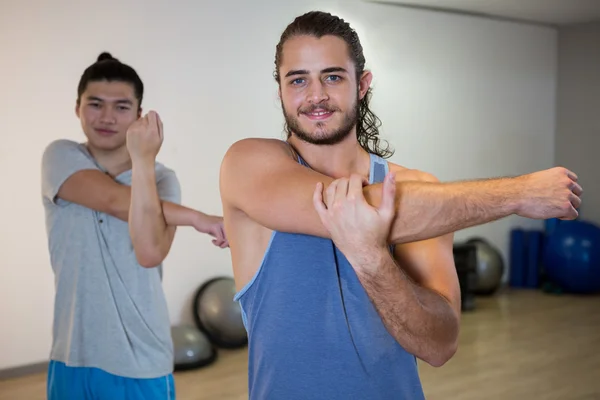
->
xmin=41 ymin=139 xmax=95 ymax=173
xmin=154 ymin=162 xmax=180 ymax=184
xmin=154 ymin=161 xmax=176 ymax=176
xmin=223 ymin=138 xmax=295 ymax=162
xmin=43 ymin=139 xmax=84 ymax=157
xmin=387 ymin=162 xmax=440 ymax=183
xmin=220 ymin=138 xmax=298 ymax=182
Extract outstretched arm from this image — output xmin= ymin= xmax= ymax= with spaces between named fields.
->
xmin=54 ymin=168 xmax=196 ymax=225
xmin=42 ymin=140 xmax=203 ymax=227
xmin=220 ymin=138 xmax=582 ymax=245
xmin=57 ymin=170 xmax=226 ymax=266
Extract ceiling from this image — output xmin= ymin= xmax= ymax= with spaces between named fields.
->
xmin=364 ymin=0 xmax=600 ymax=27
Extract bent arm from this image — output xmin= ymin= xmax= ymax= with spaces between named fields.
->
xmin=351 ymin=237 xmax=460 ymax=367
xmin=129 ymin=159 xmax=176 ymax=268
xmin=220 ymin=138 xmax=523 ymax=244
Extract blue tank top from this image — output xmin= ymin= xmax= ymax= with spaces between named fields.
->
xmin=234 ymin=151 xmax=425 ymax=400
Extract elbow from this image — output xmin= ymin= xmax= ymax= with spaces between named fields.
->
xmin=131 ymin=230 xmax=175 ymax=268
xmin=424 ymin=341 xmax=458 ymax=368
xmin=420 ymin=321 xmax=460 ymax=367
xmin=135 ymin=249 xmax=166 ymax=268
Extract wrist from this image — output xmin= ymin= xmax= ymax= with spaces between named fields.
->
xmin=505 ymin=176 xmax=528 ymax=215
xmin=131 ymin=155 xmax=156 ymax=168
xmin=192 ymin=210 xmax=210 ymax=231
xmin=346 ymin=244 xmax=390 ymax=275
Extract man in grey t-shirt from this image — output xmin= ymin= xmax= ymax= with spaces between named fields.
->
xmin=42 ymin=52 xmax=227 ymax=400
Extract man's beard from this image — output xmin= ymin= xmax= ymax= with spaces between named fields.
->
xmin=283 ymin=97 xmax=359 ymax=146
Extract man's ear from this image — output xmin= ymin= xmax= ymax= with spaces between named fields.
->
xmin=75 ymin=101 xmax=80 ymax=118
xmin=358 ymin=71 xmax=373 ymax=100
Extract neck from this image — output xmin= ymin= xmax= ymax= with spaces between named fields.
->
xmin=86 ymin=143 xmax=132 ymax=178
xmin=288 ymin=131 xmax=371 ymax=180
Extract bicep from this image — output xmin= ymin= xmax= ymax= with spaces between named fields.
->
xmin=393 ymin=233 xmax=461 ymax=313
xmin=219 ymin=139 xmax=334 ymax=238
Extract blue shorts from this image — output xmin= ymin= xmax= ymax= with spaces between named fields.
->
xmin=47 ymin=360 xmax=176 ymax=400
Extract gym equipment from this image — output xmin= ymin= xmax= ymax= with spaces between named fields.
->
xmin=171 ymin=325 xmax=217 ymax=371
xmin=193 ymin=277 xmax=248 ymax=349
xmin=509 ymin=229 xmax=544 ymax=289
xmin=542 ymin=220 xmax=600 ymax=294
xmin=466 ymin=238 xmax=505 ymax=295
xmin=452 ymin=242 xmax=478 ymax=311
xmin=509 ymin=229 xmax=527 ymax=288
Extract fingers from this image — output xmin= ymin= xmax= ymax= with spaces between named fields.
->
xmin=313 ymin=182 xmax=328 ymax=219
xmin=569 ymin=192 xmax=581 ymax=210
xmin=139 ymin=111 xmax=162 ymax=136
xmin=325 ymin=180 xmax=338 ymax=209
xmin=565 ymin=169 xmax=578 ymax=182
xmin=210 ymin=224 xmax=229 ymax=248
xmin=379 ymin=172 xmax=396 ymax=216
xmin=156 ymin=113 xmax=164 ymax=142
xmin=348 ymin=174 xmax=365 ymax=200
xmin=147 ymin=111 xmax=157 ymax=127
xmin=212 ymin=238 xmax=229 ymax=248
xmin=212 ymin=238 xmax=228 ymax=248
xmin=559 ymin=205 xmax=579 ymax=221
xmin=571 ymin=181 xmax=583 ymax=197
xmin=334 ymin=178 xmax=349 ymax=204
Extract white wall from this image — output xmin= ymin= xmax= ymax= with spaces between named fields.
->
xmin=0 ymin=0 xmax=557 ymax=370
xmin=556 ymin=22 xmax=600 ymax=225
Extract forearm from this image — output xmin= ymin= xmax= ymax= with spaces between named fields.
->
xmin=129 ymin=159 xmax=171 ymax=266
xmin=365 ymin=177 xmax=521 ymax=245
xmin=107 ymin=182 xmax=200 ymax=227
xmin=353 ymin=249 xmax=459 ymax=367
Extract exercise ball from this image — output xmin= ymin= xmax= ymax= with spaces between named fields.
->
xmin=543 ymin=220 xmax=600 ymax=294
xmin=171 ymin=325 xmax=217 ymax=371
xmin=466 ymin=238 xmax=504 ymax=295
xmin=193 ymin=277 xmax=248 ymax=349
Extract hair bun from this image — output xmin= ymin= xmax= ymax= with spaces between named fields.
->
xmin=97 ymin=52 xmax=116 ymax=62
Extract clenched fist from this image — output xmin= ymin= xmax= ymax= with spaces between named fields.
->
xmin=516 ymin=167 xmax=583 ymax=220
xmin=126 ymin=111 xmax=163 ymax=162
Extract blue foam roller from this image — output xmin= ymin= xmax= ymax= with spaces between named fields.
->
xmin=509 ymin=229 xmax=526 ymax=288
xmin=526 ymin=230 xmax=543 ymax=288
xmin=544 ymin=218 xmax=560 ymax=236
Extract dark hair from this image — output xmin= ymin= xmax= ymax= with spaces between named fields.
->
xmin=274 ymin=11 xmax=393 ymax=158
xmin=77 ymin=52 xmax=144 ymax=109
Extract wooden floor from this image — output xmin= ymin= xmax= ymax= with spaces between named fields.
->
xmin=1 ymin=289 xmax=599 ymax=400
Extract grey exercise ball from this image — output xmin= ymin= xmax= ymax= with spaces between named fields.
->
xmin=467 ymin=238 xmax=505 ymax=295
xmin=171 ymin=325 xmax=217 ymax=371
xmin=193 ymin=277 xmax=248 ymax=349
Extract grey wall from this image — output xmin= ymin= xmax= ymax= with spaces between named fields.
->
xmin=556 ymin=22 xmax=600 ymax=225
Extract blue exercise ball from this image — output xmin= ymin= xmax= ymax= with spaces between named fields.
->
xmin=543 ymin=220 xmax=600 ymax=294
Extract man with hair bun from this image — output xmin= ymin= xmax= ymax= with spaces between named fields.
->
xmin=41 ymin=51 xmax=226 ymax=399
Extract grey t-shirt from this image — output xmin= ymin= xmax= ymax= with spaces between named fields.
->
xmin=41 ymin=139 xmax=181 ymax=379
